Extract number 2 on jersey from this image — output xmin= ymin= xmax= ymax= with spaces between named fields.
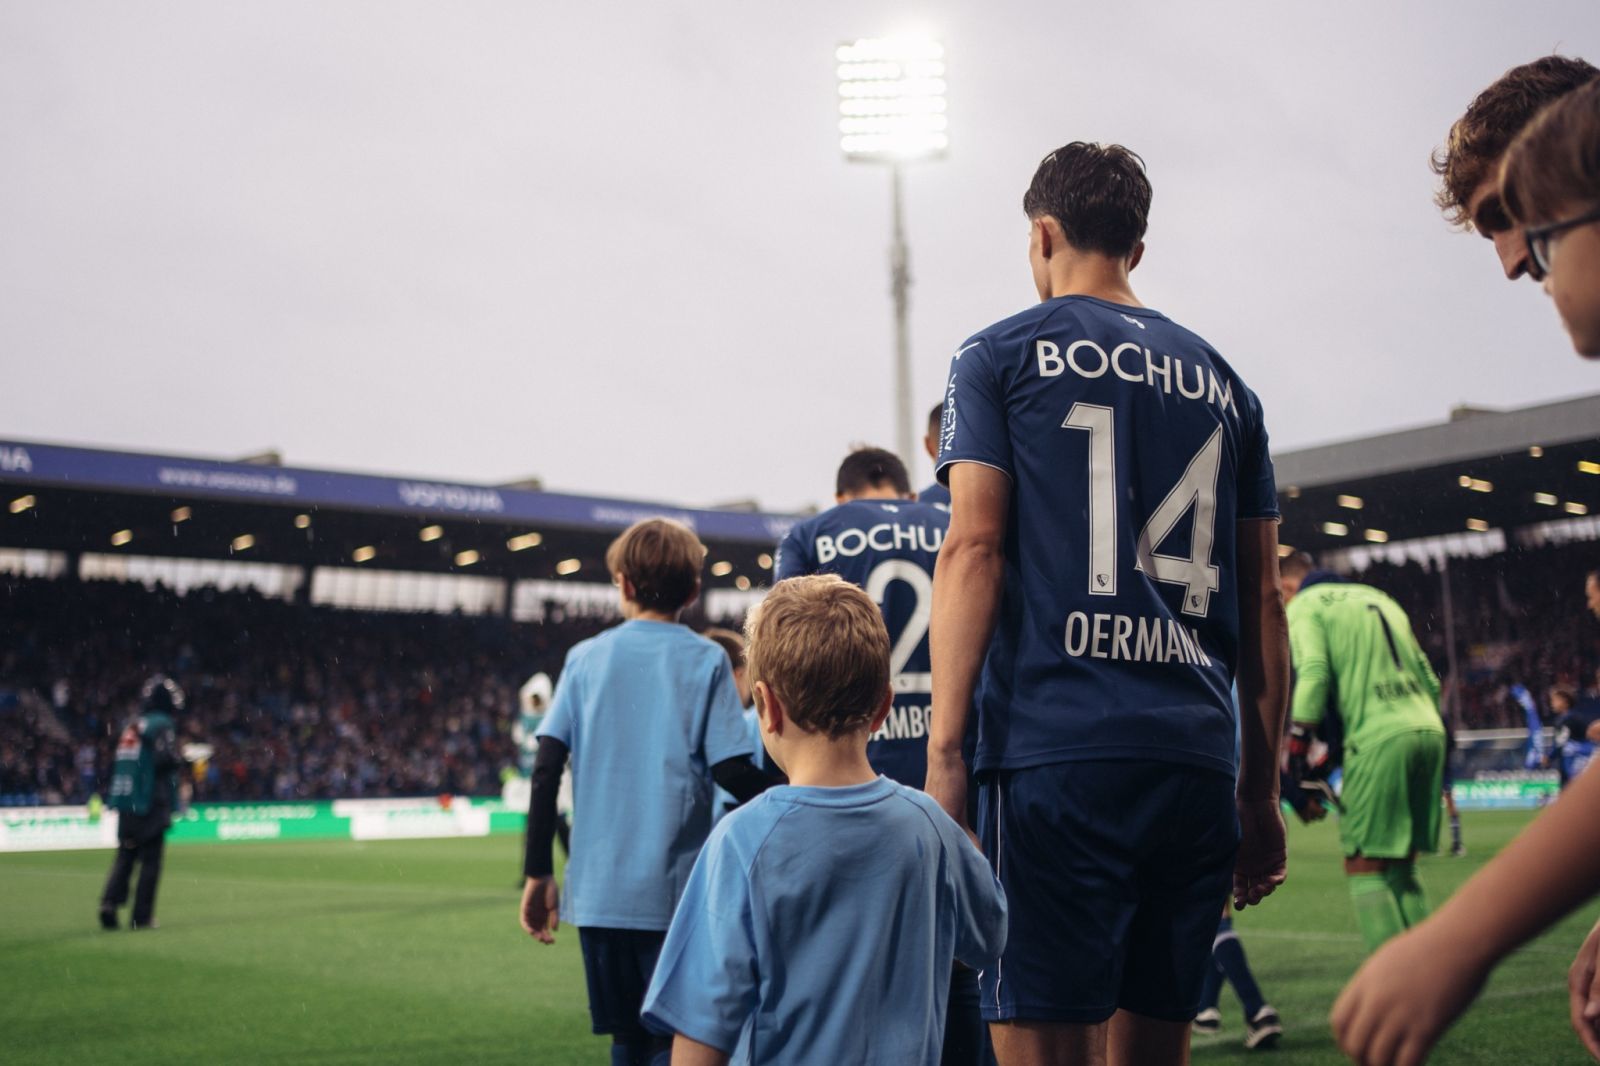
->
xmin=1062 ymin=402 xmax=1222 ymax=618
xmin=865 ymin=559 xmax=933 ymax=694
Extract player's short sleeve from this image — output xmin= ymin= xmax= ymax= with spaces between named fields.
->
xmin=1287 ymin=604 xmax=1330 ymax=726
xmin=642 ymin=825 xmax=760 ymax=1051
xmin=1236 ymin=391 xmax=1279 ymax=521
xmin=935 ymin=338 xmax=1014 ymax=485
xmin=773 ymin=524 xmax=811 ymax=581
xmin=535 ymin=647 xmax=582 ymax=748
xmin=703 ymin=654 xmax=758 ymax=766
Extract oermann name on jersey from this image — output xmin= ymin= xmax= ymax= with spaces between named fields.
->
xmin=1065 ymin=610 xmax=1213 ymax=667
xmin=814 ymin=522 xmax=945 ymax=564
xmin=1036 ymin=340 xmax=1236 ymax=415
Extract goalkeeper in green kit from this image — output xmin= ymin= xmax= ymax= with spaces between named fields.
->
xmin=1280 ymin=553 xmax=1446 ymax=952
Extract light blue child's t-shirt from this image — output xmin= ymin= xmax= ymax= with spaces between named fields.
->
xmin=537 ymin=619 xmax=756 ymax=929
xmin=642 ymin=776 xmax=1008 ymax=1064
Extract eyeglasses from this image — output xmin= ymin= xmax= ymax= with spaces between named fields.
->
xmin=1525 ymin=203 xmax=1600 ymax=281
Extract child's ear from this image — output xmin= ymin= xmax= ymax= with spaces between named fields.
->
xmin=754 ymin=681 xmax=783 ymax=737
xmin=868 ymin=686 xmax=893 ymax=732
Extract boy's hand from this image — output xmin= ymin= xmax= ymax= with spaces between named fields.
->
xmin=1233 ymin=797 xmax=1286 ymax=909
xmin=1569 ymin=918 xmax=1600 ymax=1059
xmin=520 ymin=876 xmax=560 ymax=944
xmin=1331 ymin=923 xmax=1487 ymax=1066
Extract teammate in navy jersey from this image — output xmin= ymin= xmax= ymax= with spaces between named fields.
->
xmin=918 ymin=403 xmax=952 ymax=509
xmin=774 ymin=447 xmax=948 ymax=789
xmin=926 ymin=142 xmax=1290 ymax=1066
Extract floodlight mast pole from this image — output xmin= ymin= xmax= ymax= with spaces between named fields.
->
xmin=889 ymin=162 xmax=913 ymax=470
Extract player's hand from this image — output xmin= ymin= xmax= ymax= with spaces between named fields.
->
xmin=1232 ymin=796 xmax=1286 ymax=908
xmin=924 ymin=746 xmax=972 ymax=839
xmin=520 ymin=875 xmax=560 ymax=944
xmin=1569 ymin=918 xmax=1600 ymax=1059
xmin=1332 ymin=922 xmax=1487 ymax=1066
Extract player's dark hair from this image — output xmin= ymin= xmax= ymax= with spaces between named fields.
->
xmin=1434 ymin=55 xmax=1597 ymax=228
xmin=604 ymin=518 xmax=705 ymax=613
xmin=1022 ymin=142 xmax=1151 ymax=259
xmin=1279 ymin=551 xmax=1316 ymax=580
xmin=703 ymin=627 xmax=746 ymax=670
xmin=836 ymin=447 xmax=911 ymax=498
xmin=926 ymin=402 xmax=943 ymax=436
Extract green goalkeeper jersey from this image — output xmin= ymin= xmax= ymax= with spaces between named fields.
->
xmin=1288 ymin=580 xmax=1443 ymax=747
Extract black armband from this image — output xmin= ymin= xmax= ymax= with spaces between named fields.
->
xmin=711 ymin=756 xmax=782 ymax=805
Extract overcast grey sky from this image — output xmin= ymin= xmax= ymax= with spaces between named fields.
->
xmin=2 ymin=1 xmax=1595 ymax=515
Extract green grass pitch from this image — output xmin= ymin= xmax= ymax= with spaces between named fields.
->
xmin=3 ymin=809 xmax=1596 ymax=1064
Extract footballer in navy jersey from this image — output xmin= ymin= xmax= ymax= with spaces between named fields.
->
xmin=775 ymin=448 xmax=948 ymax=788
xmin=926 ymin=143 xmax=1289 ymax=1061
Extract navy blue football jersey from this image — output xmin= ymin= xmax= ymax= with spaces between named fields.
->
xmin=917 ymin=481 xmax=951 ymax=510
xmin=774 ymin=498 xmax=949 ymax=786
xmin=937 ymin=295 xmax=1277 ymax=776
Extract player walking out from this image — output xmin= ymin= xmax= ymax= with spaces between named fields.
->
xmin=99 ymin=675 xmax=186 ymax=931
xmin=927 ymin=141 xmax=1289 ymax=1066
xmin=1280 ymin=555 xmax=1445 ymax=952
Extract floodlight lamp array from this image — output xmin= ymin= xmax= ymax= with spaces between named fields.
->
xmin=836 ymin=38 xmax=948 ymax=161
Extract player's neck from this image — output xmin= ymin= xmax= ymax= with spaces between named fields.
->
xmin=1046 ymin=257 xmax=1141 ymax=307
xmin=775 ymin=737 xmax=878 ymax=788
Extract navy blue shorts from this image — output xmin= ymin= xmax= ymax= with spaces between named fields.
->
xmin=577 ymin=927 xmax=666 ymax=1037
xmin=977 ymin=760 xmax=1238 ymax=1024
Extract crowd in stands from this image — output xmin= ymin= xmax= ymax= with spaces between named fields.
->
xmin=2 ymin=537 xmax=1596 ymax=805
xmin=1351 ymin=539 xmax=1600 ymax=729
xmin=0 ymin=576 xmax=609 ymax=806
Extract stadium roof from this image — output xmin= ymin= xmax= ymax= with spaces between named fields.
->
xmin=1274 ymin=393 xmax=1600 ymax=555
xmin=0 ymin=438 xmax=797 ymax=587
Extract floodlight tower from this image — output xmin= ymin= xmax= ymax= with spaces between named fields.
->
xmin=836 ymin=37 xmax=948 ymax=470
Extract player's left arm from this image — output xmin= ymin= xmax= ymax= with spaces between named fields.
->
xmin=1405 ymin=622 xmax=1443 ymax=708
xmin=1233 ymin=518 xmax=1289 ymax=908
xmin=927 ymin=462 xmax=1009 ymax=831
xmin=772 ymin=526 xmax=810 ymax=582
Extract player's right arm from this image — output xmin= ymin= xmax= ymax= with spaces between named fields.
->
xmin=1233 ymin=518 xmax=1289 ymax=908
xmin=1333 ymin=760 xmax=1600 ymax=1064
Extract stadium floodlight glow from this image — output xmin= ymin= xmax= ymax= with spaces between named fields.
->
xmin=837 ymin=34 xmax=947 ymax=468
xmin=1567 ymin=502 xmax=1590 ymax=515
xmin=757 ymin=552 xmax=774 ymax=570
xmin=1337 ymin=495 xmax=1364 ymax=510
xmin=454 ymin=549 xmax=480 ymax=567
xmin=1466 ymin=518 xmax=1490 ymax=532
xmin=1321 ymin=522 xmax=1349 ymax=536
xmin=836 ymin=37 xmax=948 ymax=162
xmin=735 ymin=576 xmax=752 ymax=591
xmin=1363 ymin=529 xmax=1389 ymax=543
xmin=10 ymin=494 xmax=35 ymax=514
xmin=352 ymin=545 xmax=377 ymax=563
xmin=1535 ymin=492 xmax=1560 ymax=506
xmin=419 ymin=525 xmax=444 ymax=542
xmin=1277 ymin=544 xmax=1296 ymax=557
xmin=1469 ymin=479 xmax=1493 ymax=493
xmin=232 ymin=534 xmax=255 ymax=552
xmin=1529 ymin=445 xmax=1544 ymax=458
xmin=1284 ymin=486 xmax=1301 ymax=499
xmin=556 ymin=558 xmax=582 ymax=576
xmin=294 ymin=513 xmax=311 ymax=529
xmin=1581 ymin=461 xmax=1600 ymax=475
xmin=111 ymin=529 xmax=133 ymax=547
xmin=507 ymin=532 xmax=543 ymax=552
xmin=711 ymin=560 xmax=734 ymax=577
xmin=171 ymin=506 xmax=191 ymax=523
